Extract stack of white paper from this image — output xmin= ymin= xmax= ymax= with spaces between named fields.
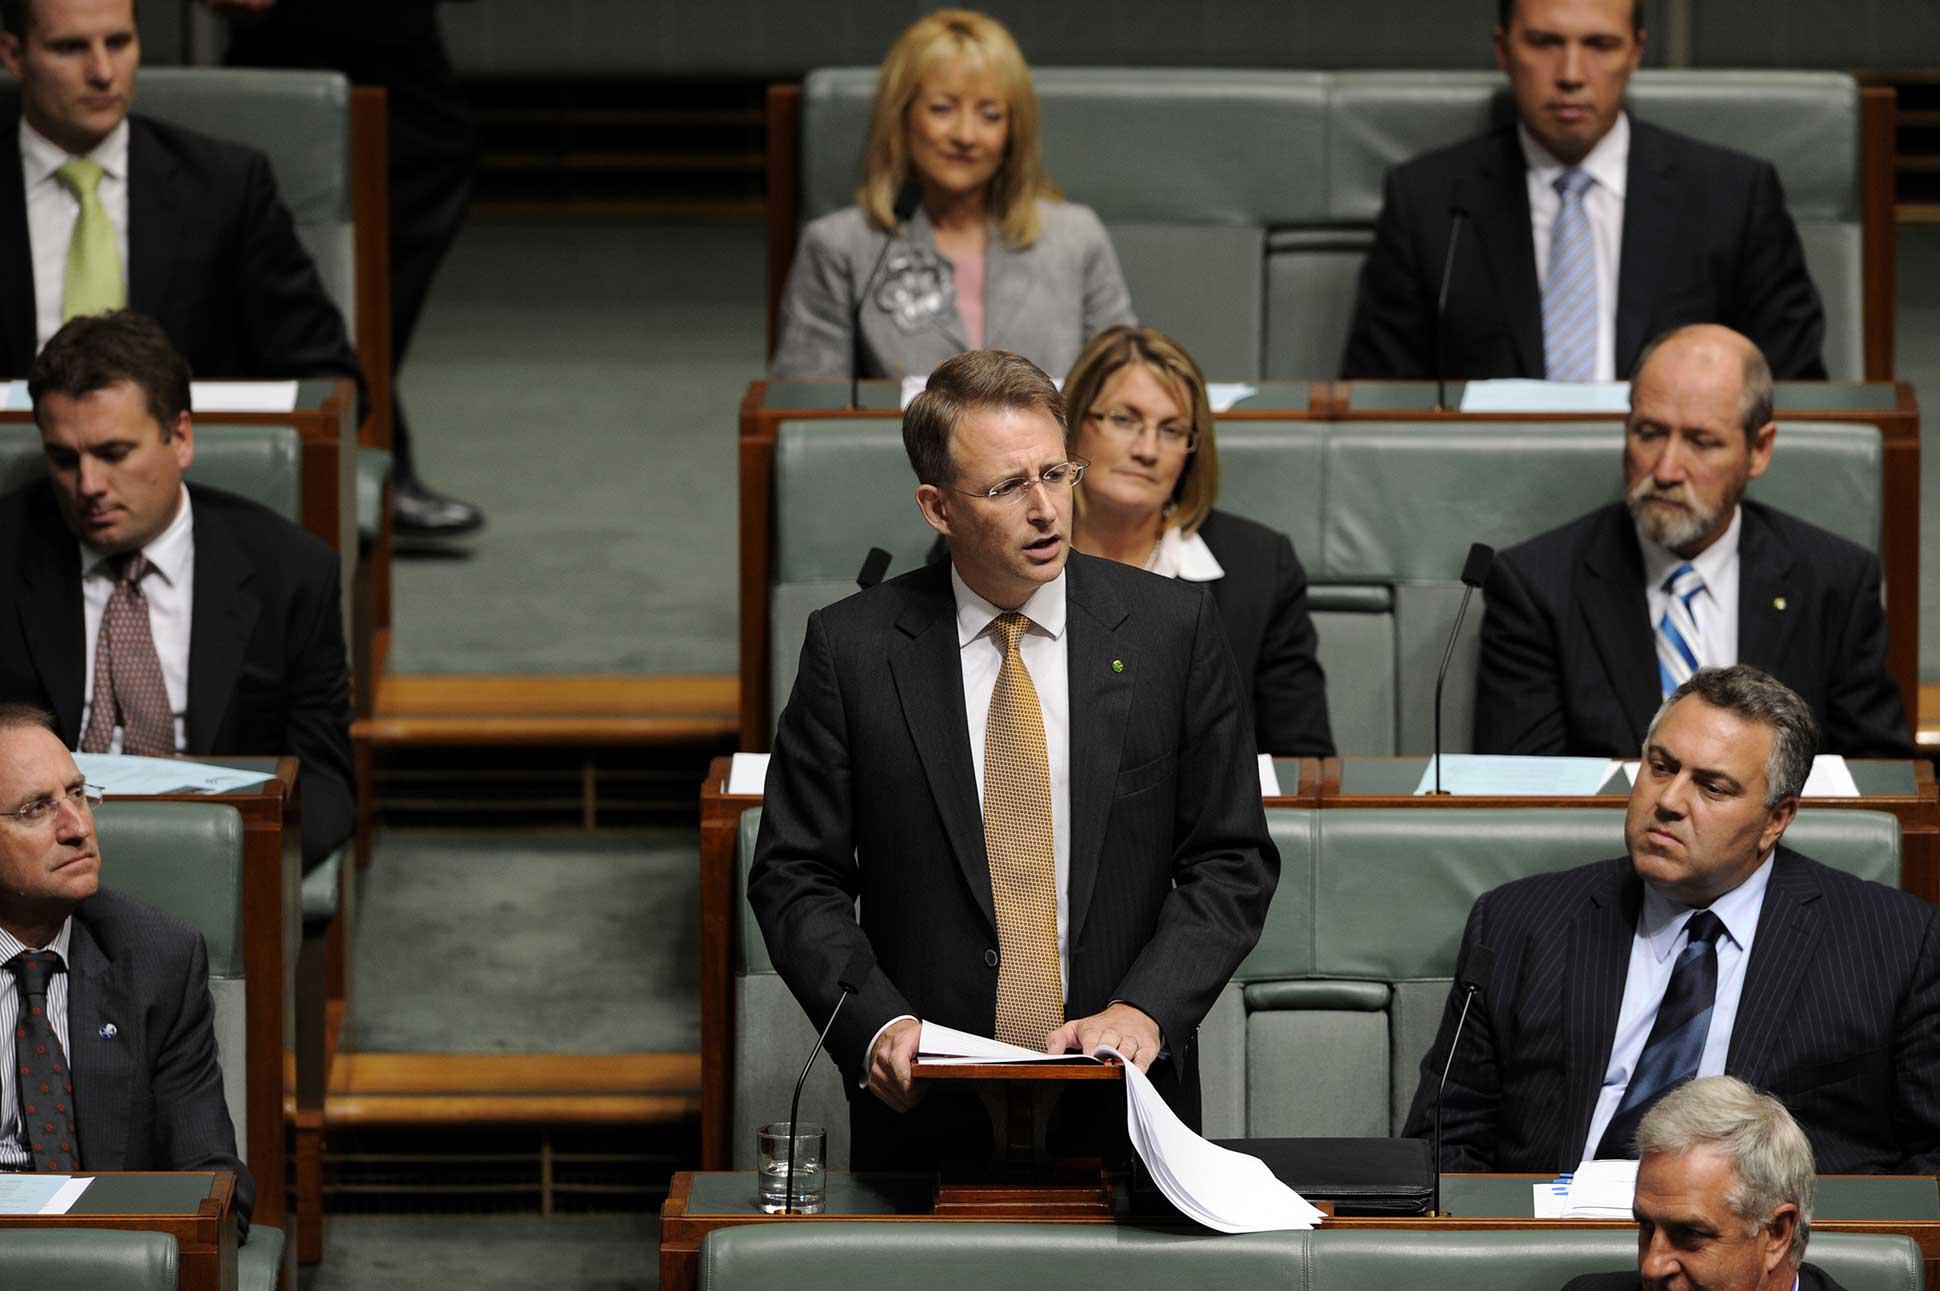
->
xmin=0 ymin=1174 xmax=92 ymax=1214
xmin=915 ymin=1020 xmax=1099 ymax=1065
xmin=1561 ymin=1158 xmax=1639 ymax=1219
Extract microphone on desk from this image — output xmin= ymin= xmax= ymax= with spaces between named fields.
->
xmin=857 ymin=547 xmax=892 ymax=590
xmin=850 ymin=178 xmax=926 ymax=410
xmin=1434 ymin=202 xmax=1470 ymax=412
xmin=1431 ymin=542 xmax=1494 ymax=796
xmin=783 ymin=945 xmax=875 ymax=1214
xmin=1431 ymin=943 xmax=1494 ymax=1217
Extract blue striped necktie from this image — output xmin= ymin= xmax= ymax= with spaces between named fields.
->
xmin=1542 ymin=168 xmax=1597 ymax=382
xmin=1594 ymin=909 xmax=1725 ymax=1160
xmin=1656 ymin=563 xmax=1706 ymax=696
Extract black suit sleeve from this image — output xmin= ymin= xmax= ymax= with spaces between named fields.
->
xmin=747 ymin=611 xmax=915 ymax=1086
xmin=1109 ymin=587 xmax=1280 ymax=1058
xmin=1252 ymin=533 xmax=1335 ymax=756
xmin=1341 ymin=167 xmax=1436 ymax=380
xmin=1891 ymin=908 xmax=1940 ymax=1174
xmin=1821 ymin=556 xmax=1915 ymax=758
xmin=286 ymin=550 xmax=356 ymax=867
xmin=1473 ymin=553 xmax=1569 ymax=755
xmin=152 ymin=933 xmax=254 ymax=1236
xmin=1729 ymin=161 xmax=1828 ymax=381
xmin=232 ymin=148 xmax=366 ymax=398
xmin=1401 ymin=892 xmax=1503 ymax=1170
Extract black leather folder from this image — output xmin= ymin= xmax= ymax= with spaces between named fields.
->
xmin=1212 ymin=1136 xmax=1435 ymax=1216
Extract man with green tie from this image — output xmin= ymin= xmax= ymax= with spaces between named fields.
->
xmin=0 ymin=0 xmax=363 ymax=396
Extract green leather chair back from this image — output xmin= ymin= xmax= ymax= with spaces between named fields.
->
xmin=698 ymin=1224 xmax=1922 ymax=1291
xmin=92 ymin=802 xmax=250 ymax=1167
xmin=795 ymin=69 xmax=1863 ymax=379
xmin=0 ymin=1229 xmax=178 ymax=1290
xmin=0 ymin=424 xmax=303 ymax=523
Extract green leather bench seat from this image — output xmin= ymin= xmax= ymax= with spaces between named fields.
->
xmin=764 ymin=416 xmax=1881 ymax=755
xmin=0 ymin=1229 xmax=177 ymax=1290
xmin=796 ymin=69 xmax=1863 ymax=380
xmin=698 ymin=1223 xmax=1923 ymax=1291
xmin=0 ymin=425 xmax=304 ymax=525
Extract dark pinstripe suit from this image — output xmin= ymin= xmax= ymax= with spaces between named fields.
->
xmin=1402 ymin=848 xmax=1940 ymax=1174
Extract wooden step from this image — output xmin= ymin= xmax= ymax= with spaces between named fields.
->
xmin=359 ymin=675 xmax=738 ymax=747
xmin=327 ymin=1052 xmax=701 ymax=1127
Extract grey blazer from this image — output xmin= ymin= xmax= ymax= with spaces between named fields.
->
xmin=770 ymin=198 xmax=1135 ymax=381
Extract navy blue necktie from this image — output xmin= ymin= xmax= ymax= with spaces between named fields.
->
xmin=1594 ymin=910 xmax=1725 ymax=1160
xmin=8 ymin=950 xmax=78 ymax=1172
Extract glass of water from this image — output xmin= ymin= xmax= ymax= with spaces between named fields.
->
xmin=756 ymin=1121 xmax=826 ymax=1214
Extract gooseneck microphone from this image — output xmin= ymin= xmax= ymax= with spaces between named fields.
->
xmin=1431 ymin=944 xmax=1494 ymax=1217
xmin=1431 ymin=542 xmax=1494 ymax=796
xmin=783 ymin=946 xmax=875 ymax=1214
xmin=1434 ymin=204 xmax=1470 ymax=412
xmin=856 ymin=547 xmax=892 ymax=590
xmin=850 ymin=178 xmax=926 ymax=410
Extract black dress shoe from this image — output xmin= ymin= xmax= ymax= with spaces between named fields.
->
xmin=393 ymin=479 xmax=485 ymax=537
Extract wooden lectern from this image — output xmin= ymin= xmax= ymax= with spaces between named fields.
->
xmin=910 ymin=1060 xmax=1126 ymax=1218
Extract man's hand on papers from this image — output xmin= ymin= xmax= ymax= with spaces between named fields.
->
xmin=866 ymin=1016 xmax=924 ymax=1111
xmin=1045 ymin=1002 xmax=1162 ymax=1072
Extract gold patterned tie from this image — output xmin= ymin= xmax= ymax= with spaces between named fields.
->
xmin=55 ymin=158 xmax=125 ymax=321
xmin=982 ymin=611 xmax=1065 ymax=1048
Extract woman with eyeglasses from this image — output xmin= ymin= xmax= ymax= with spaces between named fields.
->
xmin=1065 ymin=326 xmax=1335 ymax=756
xmin=770 ymin=9 xmax=1134 ymax=382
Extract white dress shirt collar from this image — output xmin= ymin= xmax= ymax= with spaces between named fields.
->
xmin=1518 ymin=110 xmax=1629 ymax=201
xmin=21 ymin=116 xmax=130 ymax=188
xmin=80 ymin=483 xmax=193 ymax=586
xmin=0 ymin=915 xmax=74 ymax=961
xmin=1638 ymin=849 xmax=1776 ymax=963
xmin=951 ymin=563 xmax=1068 ymax=647
xmin=1636 ymin=503 xmax=1742 ymax=598
xmin=1145 ymin=525 xmax=1225 ymax=583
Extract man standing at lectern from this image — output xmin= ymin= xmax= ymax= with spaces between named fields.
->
xmin=749 ymin=349 xmax=1279 ymax=1169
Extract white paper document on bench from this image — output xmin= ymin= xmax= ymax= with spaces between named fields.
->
xmin=915 ymin=1020 xmax=1102 ymax=1065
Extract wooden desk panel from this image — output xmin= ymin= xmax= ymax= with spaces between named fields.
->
xmin=0 ymin=1171 xmax=240 ymax=1291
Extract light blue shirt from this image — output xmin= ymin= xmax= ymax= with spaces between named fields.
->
xmin=1581 ymin=854 xmax=1777 ymax=1160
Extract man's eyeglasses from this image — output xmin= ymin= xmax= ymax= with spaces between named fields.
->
xmin=1086 ymin=408 xmax=1197 ymax=451
xmin=946 ymin=459 xmax=1089 ymax=503
xmin=2 ymin=783 xmax=104 ymax=827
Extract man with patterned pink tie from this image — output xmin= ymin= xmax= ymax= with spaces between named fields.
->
xmin=749 ymin=348 xmax=1278 ymax=1170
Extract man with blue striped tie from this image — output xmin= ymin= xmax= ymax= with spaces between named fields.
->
xmin=1475 ymin=324 xmax=1913 ymax=759
xmin=1407 ymin=666 xmax=1940 ymax=1175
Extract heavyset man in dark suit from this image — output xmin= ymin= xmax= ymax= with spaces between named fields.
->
xmin=0 ymin=704 xmax=252 ymax=1229
xmin=1341 ymin=0 xmax=1826 ymax=382
xmin=1474 ymin=324 xmax=1911 ymax=759
xmin=1565 ymin=1077 xmax=1845 ymax=1291
xmin=0 ymin=0 xmax=363 ymax=403
xmin=1407 ymin=666 xmax=1940 ymax=1176
xmin=749 ymin=349 xmax=1278 ymax=1168
xmin=0 ymin=311 xmax=354 ymax=867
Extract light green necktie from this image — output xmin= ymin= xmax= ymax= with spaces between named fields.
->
xmin=55 ymin=158 xmax=125 ymax=321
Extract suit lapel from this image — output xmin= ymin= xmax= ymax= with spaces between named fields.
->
xmin=185 ymin=494 xmax=259 ymax=754
xmin=15 ymin=485 xmax=87 ymax=741
xmin=1615 ymin=119 xmax=1681 ymax=376
xmin=902 ymin=209 xmax=969 ymax=351
xmin=1733 ymin=505 xmax=1798 ymax=677
xmin=125 ymin=117 xmax=180 ymax=320
xmin=1724 ymin=850 xmax=1823 ymax=1085
xmin=980 ymin=229 xmax=1029 ymax=353
xmin=1063 ymin=557 xmax=1133 ymax=949
xmin=886 ymin=565 xmax=995 ymax=935
xmin=66 ymin=912 xmax=134 ymax=1171
xmin=1564 ymin=863 xmax=1641 ymax=1168
xmin=1577 ymin=506 xmax=1662 ymax=747
xmin=1471 ymin=131 xmax=1544 ymax=376
xmin=0 ymin=119 xmax=36 ymax=370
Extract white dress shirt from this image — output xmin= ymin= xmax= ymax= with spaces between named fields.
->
xmin=78 ymin=485 xmax=194 ymax=753
xmin=1144 ymin=525 xmax=1225 ymax=583
xmin=21 ymin=118 xmax=132 ymax=354
xmin=1522 ymin=112 xmax=1629 ymax=383
xmin=1638 ymin=504 xmax=1743 ymax=673
xmin=861 ymin=565 xmax=1073 ymax=1075
xmin=0 ymin=918 xmax=74 ymax=1170
xmin=1581 ymin=852 xmax=1775 ymax=1160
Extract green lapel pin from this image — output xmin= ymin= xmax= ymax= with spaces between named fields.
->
xmin=1112 ymin=659 xmax=1125 ymax=673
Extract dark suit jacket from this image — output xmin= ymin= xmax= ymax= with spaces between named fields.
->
xmin=1564 ymin=1264 xmax=1844 ymax=1290
xmin=0 ymin=112 xmax=362 ymax=392
xmin=1474 ymin=500 xmax=1913 ymax=760
xmin=748 ymin=554 xmax=1279 ymax=1154
xmin=67 ymin=888 xmax=254 ymax=1233
xmin=1341 ymin=115 xmax=1827 ymax=381
xmin=0 ymin=480 xmax=354 ymax=866
xmin=1402 ymin=848 xmax=1940 ymax=1175
xmin=1197 ymin=510 xmax=1335 ymax=757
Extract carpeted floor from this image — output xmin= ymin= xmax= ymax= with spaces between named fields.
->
xmin=298 ymin=1215 xmax=659 ymax=1291
xmin=347 ymin=827 xmax=701 ymax=1054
